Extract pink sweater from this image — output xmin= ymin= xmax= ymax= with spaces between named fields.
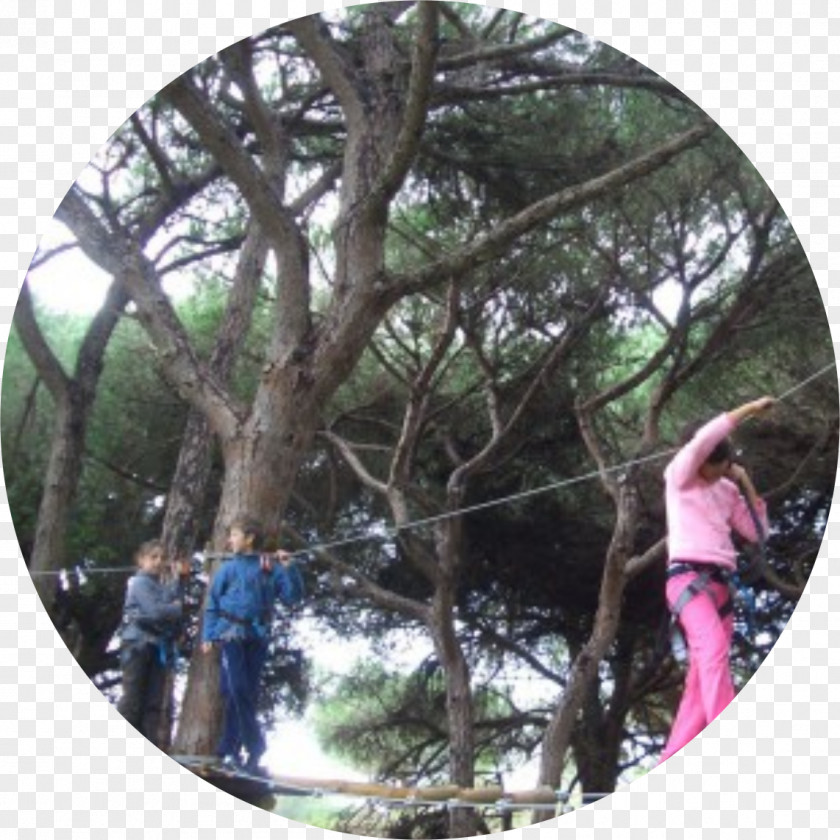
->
xmin=664 ymin=413 xmax=768 ymax=570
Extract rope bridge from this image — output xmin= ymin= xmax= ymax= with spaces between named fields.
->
xmin=173 ymin=755 xmax=607 ymax=812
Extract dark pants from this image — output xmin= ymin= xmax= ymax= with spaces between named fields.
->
xmin=118 ymin=642 xmax=169 ymax=747
xmin=218 ymin=638 xmax=268 ymax=765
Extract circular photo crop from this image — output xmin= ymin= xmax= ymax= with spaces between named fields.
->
xmin=2 ymin=4 xmax=836 ymax=838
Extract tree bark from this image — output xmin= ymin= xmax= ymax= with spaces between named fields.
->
xmin=429 ymin=558 xmax=480 ymax=839
xmin=537 ymin=482 xmax=639 ymax=790
xmin=14 ymin=280 xmax=128 ymax=612
xmin=158 ymin=226 xmax=268 ymax=753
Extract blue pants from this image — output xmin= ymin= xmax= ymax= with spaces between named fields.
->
xmin=218 ymin=638 xmax=268 ymax=764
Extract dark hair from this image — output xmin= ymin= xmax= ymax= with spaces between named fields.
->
xmin=229 ymin=516 xmax=265 ymax=550
xmin=135 ymin=539 xmax=163 ymax=563
xmin=679 ymin=420 xmax=735 ymax=465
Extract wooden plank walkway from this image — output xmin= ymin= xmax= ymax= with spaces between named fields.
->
xmin=173 ymin=756 xmax=576 ymax=810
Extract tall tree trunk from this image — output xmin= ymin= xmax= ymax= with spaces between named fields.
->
xmin=538 ymin=483 xmax=639 ymax=793
xmin=154 ymin=411 xmax=217 ymax=752
xmin=429 ymin=514 xmax=479 ymax=838
xmin=570 ymin=632 xmax=636 ymax=797
xmin=172 ymin=382 xmax=324 ymax=755
xmin=13 ymin=280 xmax=127 ymax=612
xmin=162 ymin=226 xmax=267 ymax=754
xmin=29 ymin=389 xmax=86 ymax=612
xmin=429 ymin=601 xmax=479 ymax=838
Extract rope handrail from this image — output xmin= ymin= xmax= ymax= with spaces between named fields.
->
xmin=26 ymin=360 xmax=837 ymax=578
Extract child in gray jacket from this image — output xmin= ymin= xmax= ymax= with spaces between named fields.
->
xmin=117 ymin=540 xmax=188 ymax=746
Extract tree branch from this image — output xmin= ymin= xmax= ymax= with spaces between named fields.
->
xmin=437 ymin=24 xmax=575 ymax=71
xmin=281 ymin=521 xmax=430 ymax=622
xmin=12 ymin=282 xmax=71 ymax=399
xmin=162 ymin=72 xmax=312 ymax=355
xmin=320 ymin=430 xmax=390 ymax=497
xmin=623 ymin=537 xmax=667 ymax=580
xmin=369 ymin=2 xmax=439 ymax=207
xmin=389 ymin=279 xmax=460 ymax=490
xmin=434 ymin=71 xmax=688 ymax=106
xmin=285 ymin=14 xmax=365 ymax=126
xmin=453 ymin=291 xmax=606 ymax=489
xmin=54 ymin=188 xmax=243 ymax=440
xmin=391 ymin=122 xmax=714 ymax=297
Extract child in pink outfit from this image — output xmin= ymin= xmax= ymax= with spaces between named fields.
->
xmin=659 ymin=396 xmax=774 ymax=764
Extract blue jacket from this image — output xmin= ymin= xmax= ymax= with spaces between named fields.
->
xmin=202 ymin=554 xmax=305 ymax=643
xmin=121 ymin=571 xmax=183 ymax=647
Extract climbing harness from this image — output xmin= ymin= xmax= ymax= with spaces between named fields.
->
xmin=666 ymin=562 xmax=733 ymax=661
xmin=666 ymin=480 xmax=769 ymax=660
xmin=667 ymin=562 xmax=734 ymax=621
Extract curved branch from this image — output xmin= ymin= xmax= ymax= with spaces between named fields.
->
xmin=389 ymin=279 xmax=460 ymax=489
xmin=392 ymin=122 xmax=714 ymax=297
xmin=453 ymin=291 xmax=606 ymax=489
xmin=162 ymin=74 xmax=290 ymax=231
xmin=285 ymin=14 xmax=365 ymax=126
xmin=474 ymin=624 xmax=564 ymax=687
xmin=54 ymin=188 xmax=242 ymax=441
xmin=434 ymin=72 xmax=688 ymax=106
xmin=130 ymin=111 xmax=175 ymax=194
xmin=575 ymin=402 xmax=618 ymax=501
xmin=12 ymin=282 xmax=71 ymax=399
xmin=320 ymin=430 xmax=390 ymax=497
xmin=623 ymin=537 xmax=667 ymax=580
xmin=370 ymin=1 xmax=439 ymax=206
xmin=162 ymin=72 xmax=312 ymax=354
xmin=28 ymin=241 xmax=78 ymax=272
xmin=437 ymin=24 xmax=575 ymax=71
xmin=281 ymin=521 xmax=429 ymax=622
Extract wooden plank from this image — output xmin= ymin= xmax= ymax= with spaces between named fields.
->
xmin=172 ymin=758 xmax=568 ymax=807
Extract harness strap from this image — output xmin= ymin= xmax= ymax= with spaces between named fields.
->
xmin=667 ymin=563 xmax=732 ymax=621
xmin=219 ymin=609 xmax=270 ymax=639
xmin=219 ymin=610 xmax=251 ymax=625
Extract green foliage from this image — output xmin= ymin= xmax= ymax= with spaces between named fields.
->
xmin=1 ymin=323 xmax=56 ymax=553
xmin=311 ymin=658 xmax=517 ymax=783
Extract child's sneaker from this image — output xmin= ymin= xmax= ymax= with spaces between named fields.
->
xmin=217 ymin=754 xmax=243 ymax=772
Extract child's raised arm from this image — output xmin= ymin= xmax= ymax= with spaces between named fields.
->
xmin=727 ymin=396 xmax=775 ymax=426
xmin=667 ymin=413 xmax=733 ymax=488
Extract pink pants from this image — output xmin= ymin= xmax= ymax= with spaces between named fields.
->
xmin=659 ymin=572 xmax=735 ymax=764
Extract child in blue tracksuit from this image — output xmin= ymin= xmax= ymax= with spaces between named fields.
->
xmin=118 ymin=540 xmax=188 ymax=746
xmin=201 ymin=516 xmax=305 ymax=774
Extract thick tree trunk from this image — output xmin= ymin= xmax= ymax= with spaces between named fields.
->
xmin=153 ymin=411 xmax=216 ymax=752
xmin=14 ymin=280 xmax=127 ymax=613
xmin=570 ymin=655 xmax=629 ymax=797
xmin=160 ymin=226 xmax=267 ymax=753
xmin=428 ymin=513 xmax=480 ymax=839
xmin=29 ymin=391 xmax=85 ymax=611
xmin=170 ymin=602 xmax=224 ymax=756
xmin=537 ymin=484 xmax=639 ymax=793
xmin=171 ymin=392 xmax=319 ymax=754
xmin=430 ymin=608 xmax=479 ymax=839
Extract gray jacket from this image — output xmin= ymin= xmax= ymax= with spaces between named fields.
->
xmin=120 ymin=570 xmax=183 ymax=648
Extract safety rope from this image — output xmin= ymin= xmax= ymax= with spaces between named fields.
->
xmin=27 ymin=360 xmax=837 ymax=578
